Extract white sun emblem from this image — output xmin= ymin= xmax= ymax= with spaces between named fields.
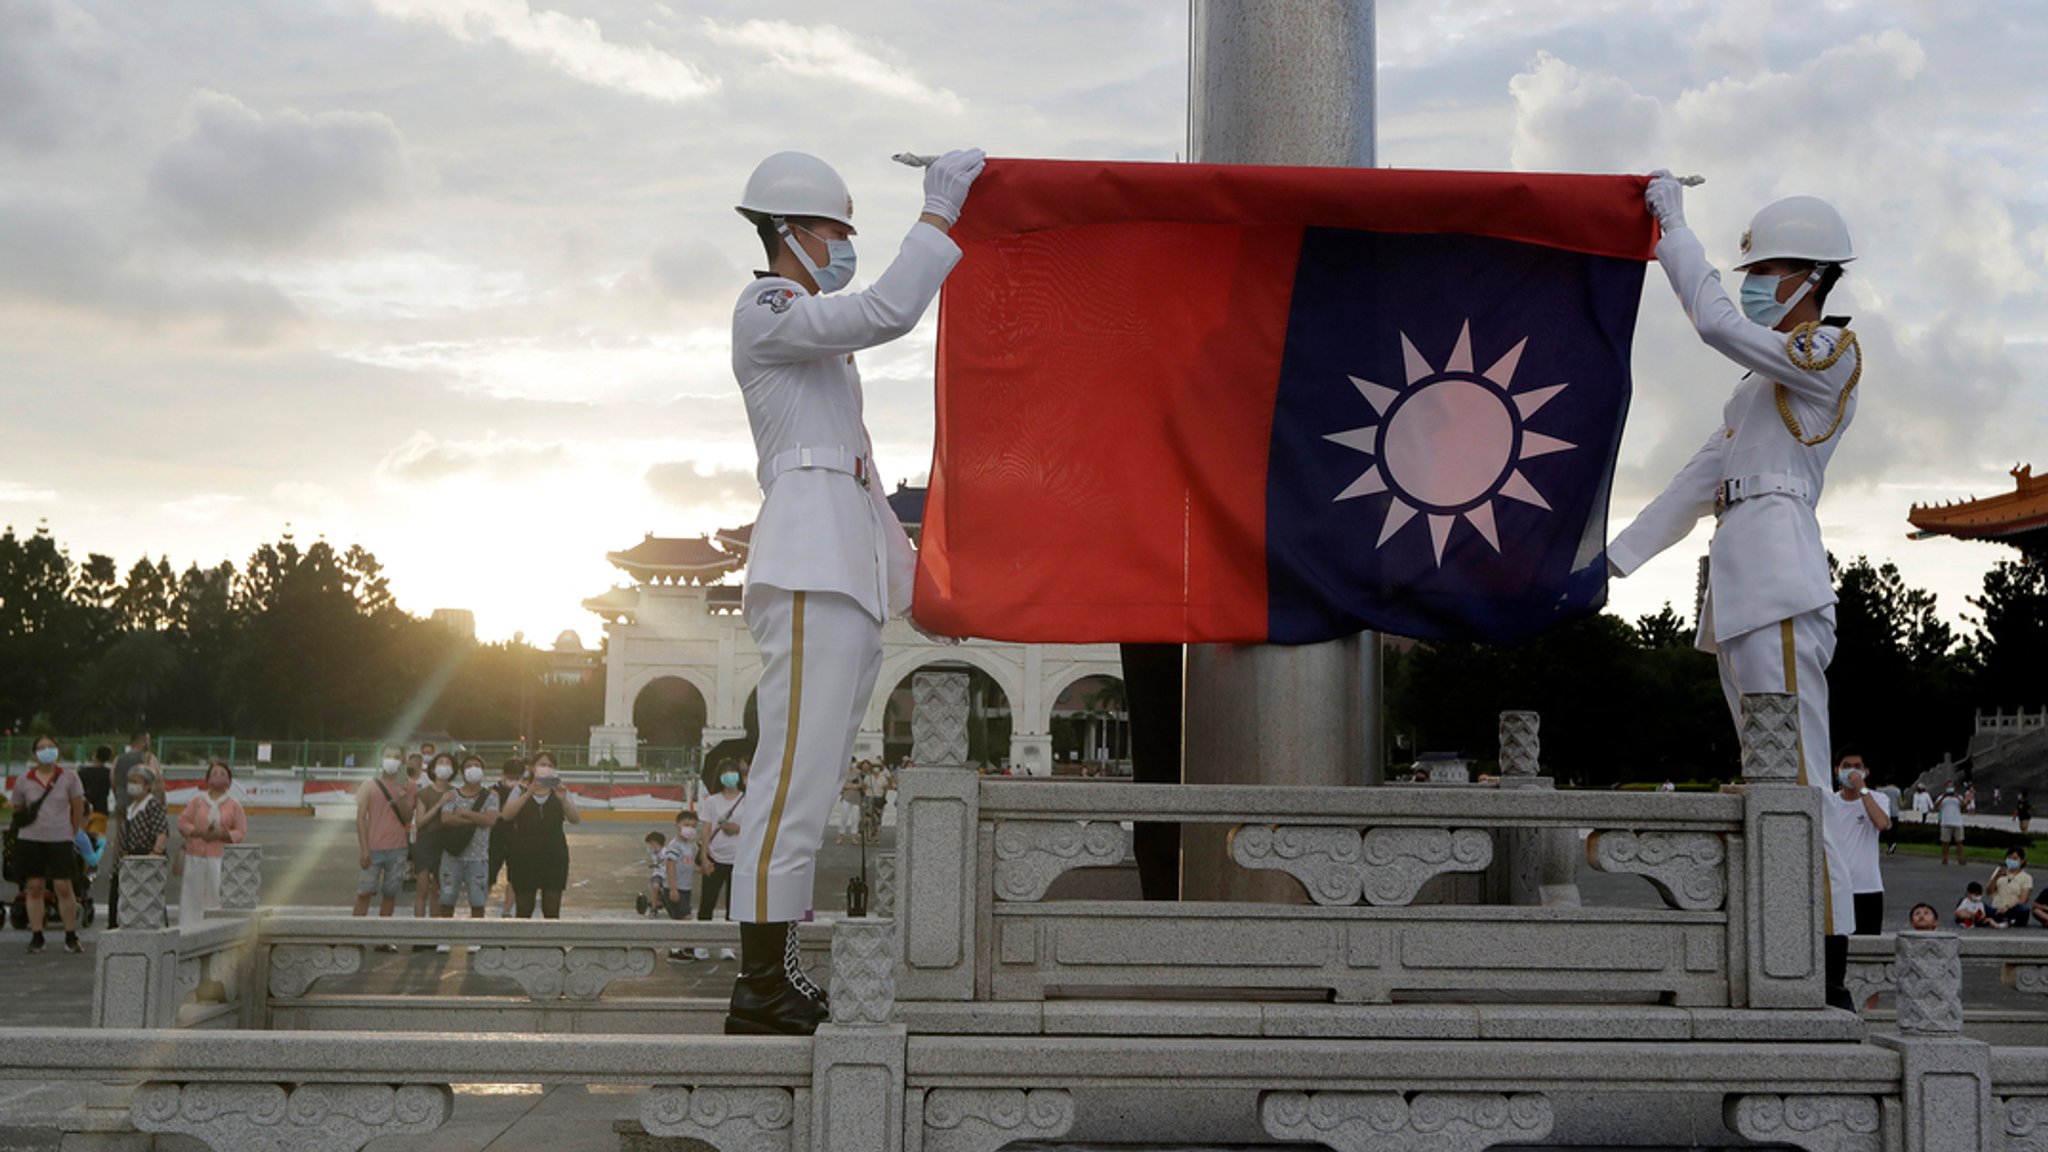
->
xmin=1324 ymin=320 xmax=1574 ymax=565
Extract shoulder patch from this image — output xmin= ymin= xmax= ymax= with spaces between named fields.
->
xmin=755 ymin=287 xmax=797 ymax=313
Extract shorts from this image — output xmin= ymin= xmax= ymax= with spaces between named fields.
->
xmin=1941 ymin=825 xmax=1964 ymax=844
xmin=357 ymin=847 xmax=407 ymax=898
xmin=439 ymin=856 xmax=489 ymax=907
xmin=411 ymin=838 xmax=441 ymax=874
xmin=658 ymin=887 xmax=693 ymax=920
xmin=14 ymin=837 xmax=74 ymax=883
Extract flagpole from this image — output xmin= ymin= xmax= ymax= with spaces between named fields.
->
xmin=1180 ymin=0 xmax=1384 ymax=903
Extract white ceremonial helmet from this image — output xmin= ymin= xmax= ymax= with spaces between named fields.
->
xmin=1733 ymin=195 xmax=1854 ymax=270
xmin=736 ymin=151 xmax=856 ymax=232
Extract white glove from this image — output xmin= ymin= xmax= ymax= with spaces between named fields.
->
xmin=1645 ymin=168 xmax=1685 ymax=232
xmin=921 ymin=148 xmax=987 ymax=225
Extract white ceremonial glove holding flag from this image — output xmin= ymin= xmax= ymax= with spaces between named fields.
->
xmin=1645 ymin=168 xmax=1686 ymax=232
xmin=921 ymin=148 xmax=987 ymax=225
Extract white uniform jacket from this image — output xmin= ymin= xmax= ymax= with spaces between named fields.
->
xmin=1608 ymin=226 xmax=1861 ymax=649
xmin=732 ymin=221 xmax=962 ymax=623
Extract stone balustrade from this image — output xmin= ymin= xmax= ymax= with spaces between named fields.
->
xmin=93 ymin=913 xmax=834 ymax=1033
xmin=894 ymin=759 xmax=1810 ymax=1027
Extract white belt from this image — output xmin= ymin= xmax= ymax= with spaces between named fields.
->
xmin=758 ymin=446 xmax=870 ymax=492
xmin=1716 ymin=472 xmax=1813 ymax=516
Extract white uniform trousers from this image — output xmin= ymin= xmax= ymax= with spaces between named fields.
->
xmin=1715 ymin=606 xmax=1856 ymax=934
xmin=734 ymin=587 xmax=883 ymax=923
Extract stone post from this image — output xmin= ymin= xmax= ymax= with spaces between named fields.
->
xmin=897 ymin=671 xmax=979 ymax=1001
xmin=1494 ymin=712 xmax=1579 ymax=907
xmin=91 ymin=915 xmax=183 ymax=1029
xmin=220 ymin=844 xmax=262 ymax=912
xmin=1180 ymin=0 xmax=1383 ymax=903
xmin=1873 ymin=931 xmax=1994 ymax=1152
xmin=813 ymin=919 xmax=907 ymax=1152
xmin=1738 ymin=692 xmax=1826 ymax=1009
xmin=117 ymin=854 xmax=170 ymax=930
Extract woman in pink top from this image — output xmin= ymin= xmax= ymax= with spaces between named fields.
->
xmin=176 ymin=759 xmax=246 ymax=927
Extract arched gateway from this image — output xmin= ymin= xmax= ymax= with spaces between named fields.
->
xmin=584 ymin=492 xmax=1121 ymax=774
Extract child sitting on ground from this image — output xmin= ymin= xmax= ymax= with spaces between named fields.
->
xmin=1956 ymin=882 xmax=1989 ymax=928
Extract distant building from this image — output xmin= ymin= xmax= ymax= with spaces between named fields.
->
xmin=1910 ymin=464 xmax=2048 ymax=559
xmin=431 ymin=608 xmax=476 ymax=640
xmin=545 ymin=630 xmax=600 ymax=686
xmin=586 ymin=487 xmax=1122 ymax=772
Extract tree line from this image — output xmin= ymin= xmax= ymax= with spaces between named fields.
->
xmin=0 ymin=523 xmax=599 ymax=746
xmin=4 ymin=519 xmax=2041 ymax=787
xmin=1387 ymin=554 xmax=2048 ymax=785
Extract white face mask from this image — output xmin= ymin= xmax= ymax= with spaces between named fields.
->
xmin=127 ymin=783 xmax=146 ymax=799
xmin=432 ymin=764 xmax=453 ymax=781
xmin=2010 ymin=858 xmax=2024 ymax=870
xmin=463 ymin=765 xmax=484 ymax=785
xmin=785 ymin=222 xmax=857 ymax=293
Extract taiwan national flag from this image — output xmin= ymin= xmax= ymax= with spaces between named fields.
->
xmin=913 ymin=160 xmax=1657 ymax=645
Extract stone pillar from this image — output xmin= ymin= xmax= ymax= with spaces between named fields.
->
xmin=813 ymin=919 xmax=907 ymax=1152
xmin=116 ymin=855 xmax=170 ymax=930
xmin=220 ymin=844 xmax=262 ymax=912
xmin=1738 ymin=692 xmax=1826 ymax=1009
xmin=853 ymin=729 xmax=885 ymax=763
xmin=1494 ymin=712 xmax=1580 ymax=907
xmin=897 ymin=671 xmax=978 ymax=1001
xmin=1180 ymin=0 xmax=1382 ymax=904
xmin=1008 ymin=733 xmax=1051 ymax=776
xmin=91 ymin=913 xmax=183 ymax=1028
xmin=589 ymin=723 xmax=639 ymax=768
xmin=1877 ymin=931 xmax=1993 ymax=1152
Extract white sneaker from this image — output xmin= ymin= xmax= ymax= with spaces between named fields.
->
xmin=693 ymin=947 xmax=711 ymax=961
xmin=719 ymin=948 xmax=737 ymax=961
xmin=466 ymin=944 xmax=481 ymax=954
xmin=435 ymin=944 xmax=450 ymax=953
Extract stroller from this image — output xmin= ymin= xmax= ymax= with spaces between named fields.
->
xmin=3 ymin=825 xmax=100 ymax=931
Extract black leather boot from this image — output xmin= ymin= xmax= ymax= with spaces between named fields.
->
xmin=725 ymin=921 xmax=828 ymax=1035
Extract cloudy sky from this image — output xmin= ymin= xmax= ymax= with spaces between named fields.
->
xmin=3 ymin=0 xmax=2042 ymax=646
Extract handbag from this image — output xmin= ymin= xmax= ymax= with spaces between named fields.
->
xmin=438 ymin=791 xmax=489 ymax=857
xmin=8 ymin=769 xmax=55 ymax=832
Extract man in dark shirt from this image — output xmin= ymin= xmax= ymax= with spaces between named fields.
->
xmin=79 ymin=745 xmax=115 ymax=822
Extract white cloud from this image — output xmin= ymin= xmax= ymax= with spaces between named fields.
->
xmin=337 ymin=331 xmax=735 ymax=406
xmin=698 ymin=18 xmax=962 ymax=110
xmin=0 ymin=484 xmax=58 ymax=503
xmin=371 ymin=0 xmax=716 ymax=102
xmin=161 ymin=493 xmax=244 ymax=523
xmin=0 ymin=0 xmax=115 ymax=153
xmin=147 ymin=90 xmax=405 ymax=247
xmin=1508 ymin=51 xmax=1659 ymax=173
xmin=377 ymin=429 xmax=563 ymax=484
xmin=643 ymin=461 xmax=758 ymax=510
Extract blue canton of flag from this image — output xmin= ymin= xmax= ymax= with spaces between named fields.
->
xmin=1264 ymin=229 xmax=1646 ymax=644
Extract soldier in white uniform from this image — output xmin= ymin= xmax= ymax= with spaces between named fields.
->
xmin=1610 ymin=174 xmax=1863 ymax=1008
xmin=724 ymin=148 xmax=984 ymax=1035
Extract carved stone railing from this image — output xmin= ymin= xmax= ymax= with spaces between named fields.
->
xmin=899 ymin=774 xmax=1758 ymax=1017
xmin=93 ymin=914 xmax=833 ymax=1032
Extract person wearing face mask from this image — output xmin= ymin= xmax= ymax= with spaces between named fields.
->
xmin=109 ymin=766 xmax=169 ymax=930
xmin=175 ymin=759 xmax=245 ymax=928
xmin=1825 ymin=756 xmax=1889 ymax=950
xmin=499 ymin=752 xmax=579 ymax=919
xmin=410 ymin=753 xmax=455 ymax=933
xmin=1937 ymin=782 xmax=1968 ymax=867
xmin=353 ymin=745 xmax=417 ymax=925
xmin=693 ymin=760 xmax=746 ymax=935
xmin=11 ymin=736 xmax=87 ymax=952
xmin=725 ymin=148 xmax=985 ymax=1035
xmin=436 ymin=755 xmax=501 ymax=931
xmin=1611 ymin=175 xmax=1863 ymax=1005
xmin=1987 ymin=848 xmax=2035 ymax=928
